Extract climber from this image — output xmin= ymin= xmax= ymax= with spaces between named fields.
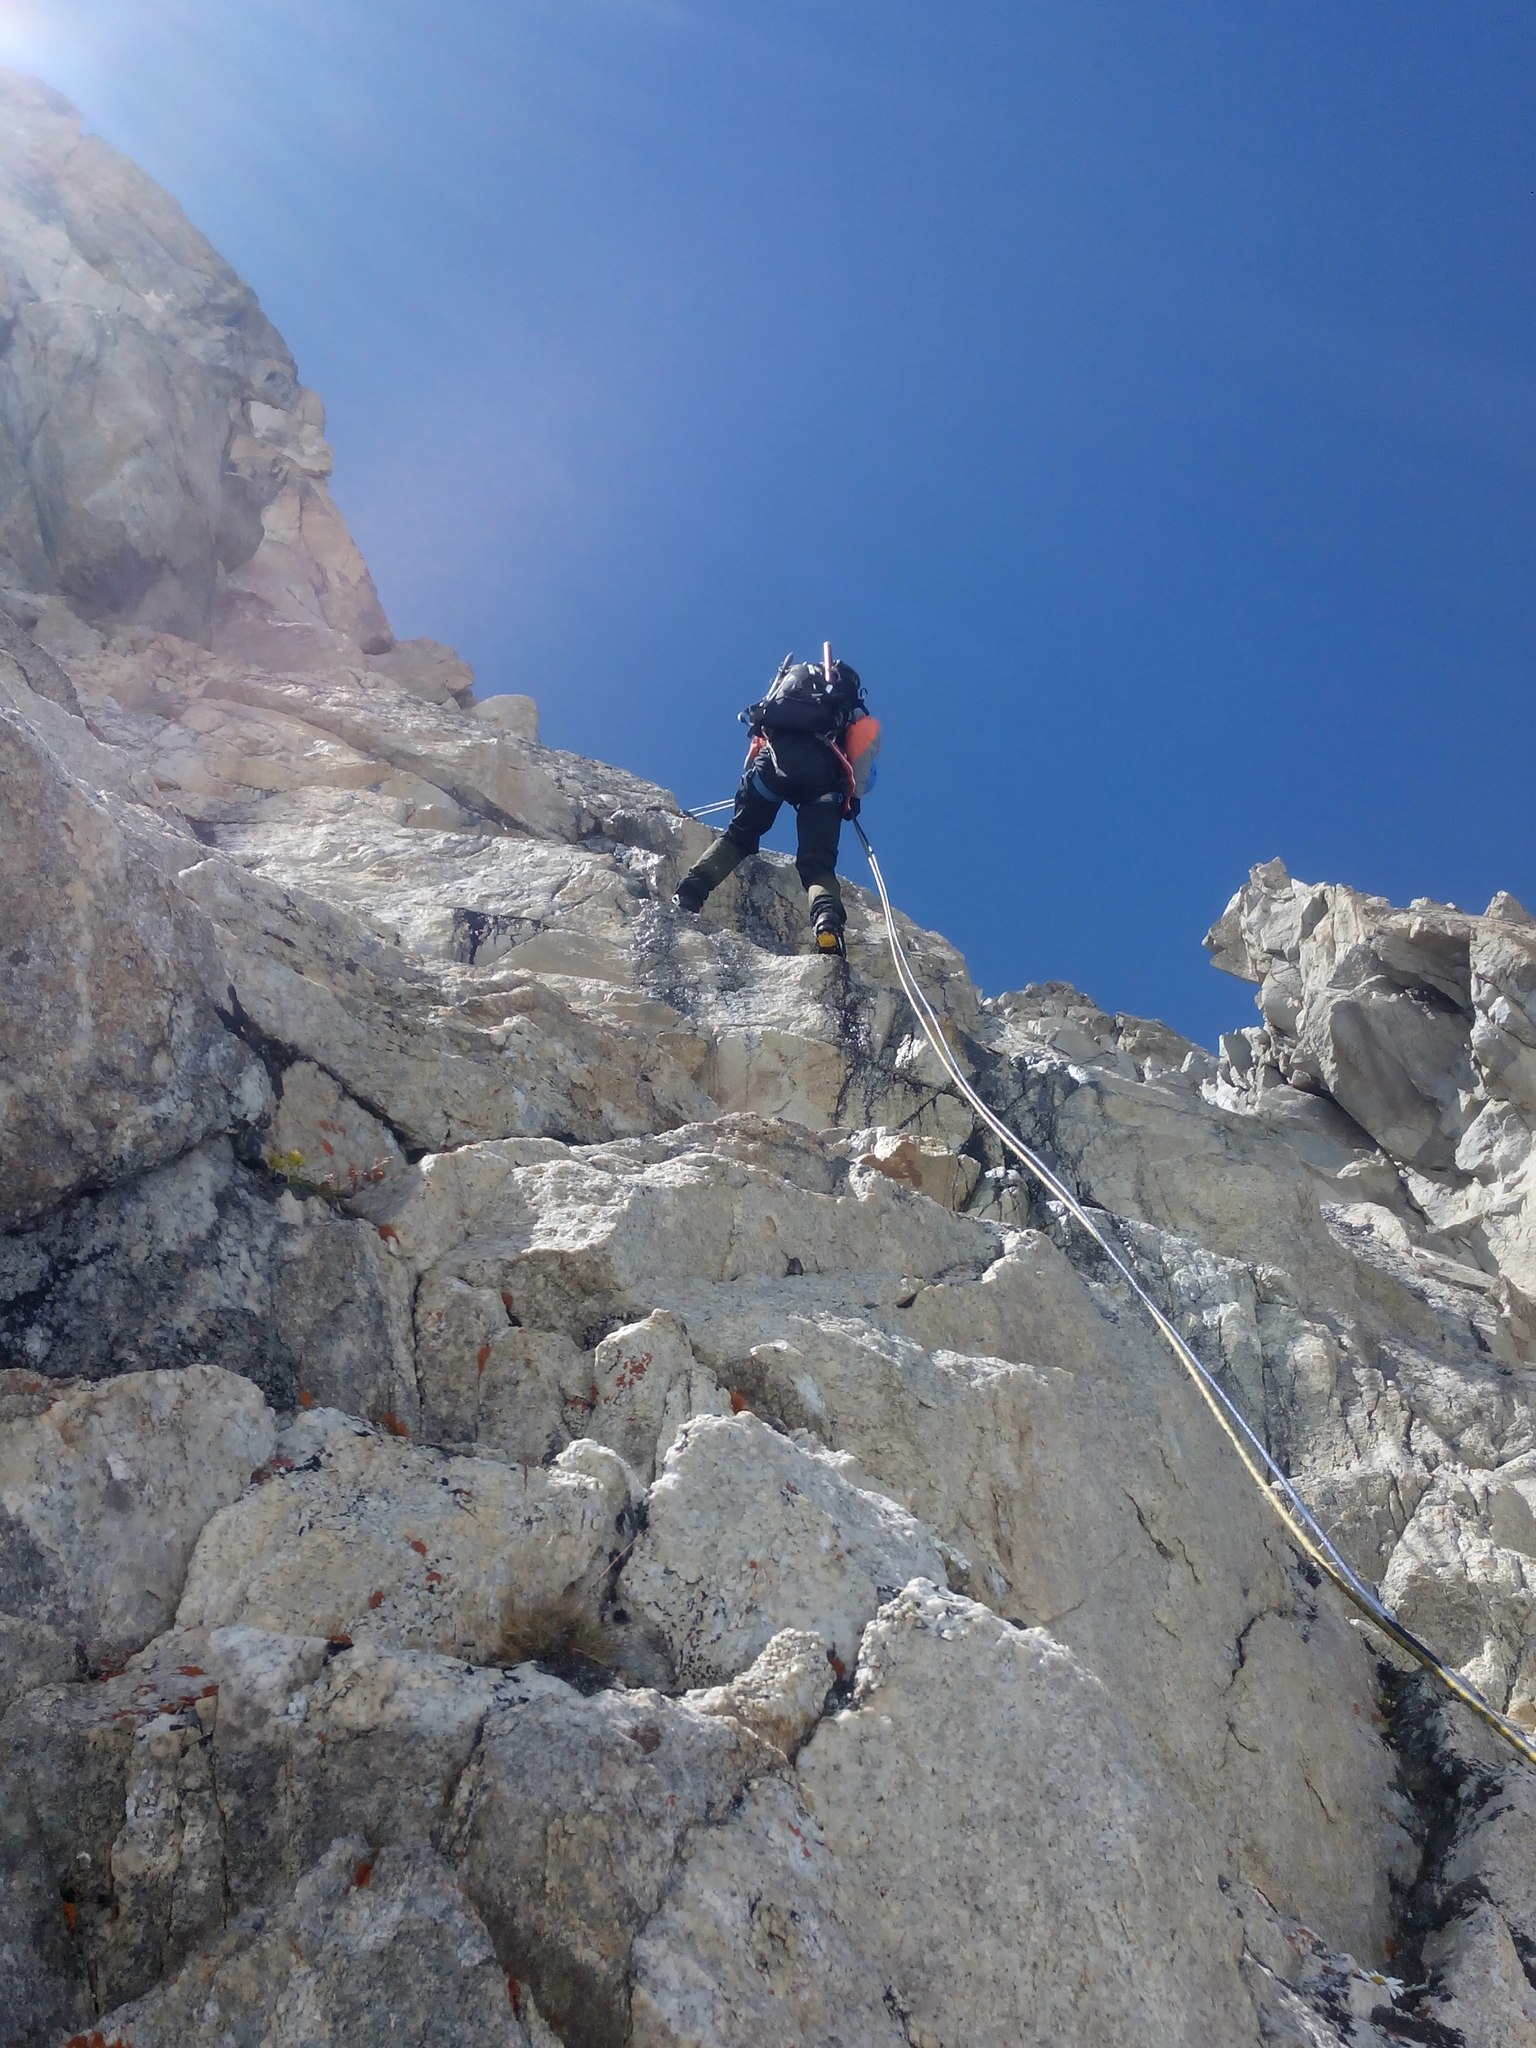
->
xmin=674 ymin=645 xmax=881 ymax=956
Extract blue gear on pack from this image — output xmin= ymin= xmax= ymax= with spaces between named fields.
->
xmin=741 ymin=656 xmax=864 ymax=739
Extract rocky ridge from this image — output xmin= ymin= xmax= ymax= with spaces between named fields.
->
xmin=3 ymin=69 xmax=1536 ymax=2048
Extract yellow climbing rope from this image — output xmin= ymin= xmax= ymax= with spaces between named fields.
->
xmin=851 ymin=819 xmax=1536 ymax=1773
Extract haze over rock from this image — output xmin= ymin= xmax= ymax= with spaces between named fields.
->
xmin=3 ymin=71 xmax=1536 ymax=2048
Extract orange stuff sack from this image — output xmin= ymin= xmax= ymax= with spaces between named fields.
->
xmin=844 ymin=714 xmax=881 ymax=796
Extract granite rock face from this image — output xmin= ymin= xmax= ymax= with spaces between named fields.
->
xmin=623 ymin=1411 xmax=949 ymax=1684
xmin=0 ymin=1365 xmax=272 ymax=1704
xmin=176 ymin=1407 xmax=635 ymax=1662
xmin=3 ymin=76 xmax=1536 ymax=2048
xmin=1209 ymin=858 xmax=1536 ymax=1294
xmin=97 ymin=1837 xmax=563 ymax=2048
xmin=0 ymin=73 xmax=388 ymax=655
xmin=0 ymin=708 xmax=264 ymax=1231
xmin=637 ymin=1584 xmax=1255 ymax=2048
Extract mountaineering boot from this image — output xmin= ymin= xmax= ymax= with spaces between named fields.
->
xmin=809 ymin=883 xmax=846 ymax=957
xmin=676 ymin=835 xmax=750 ymax=914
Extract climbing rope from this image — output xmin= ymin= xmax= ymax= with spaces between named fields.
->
xmin=850 ymin=818 xmax=1536 ymax=1773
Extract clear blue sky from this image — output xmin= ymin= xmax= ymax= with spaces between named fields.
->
xmin=5 ymin=2 xmax=1533 ymax=1047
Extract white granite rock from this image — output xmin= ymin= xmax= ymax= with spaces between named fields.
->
xmin=586 ymin=1309 xmax=729 ymax=1482
xmin=369 ymin=635 xmax=477 ymax=705
xmin=446 ymin=1670 xmax=780 ymax=2047
xmin=4 ymin=85 xmax=1536 ymax=2048
xmin=625 ymin=1411 xmax=948 ymax=1684
xmin=267 ymin=1055 xmax=405 ymax=1199
xmin=637 ymin=1584 xmax=1255 ymax=2048
xmin=0 ymin=1366 xmax=273 ymax=1673
xmin=0 ymin=704 xmax=263 ymax=1230
xmin=472 ymin=690 xmax=539 ymax=738
xmin=684 ymin=1626 xmax=836 ymax=1758
xmin=177 ymin=1408 xmax=633 ymax=1662
xmin=97 ymin=1837 xmax=557 ymax=2047
xmin=1208 ymin=859 xmax=1536 ymax=1299
xmin=629 ymin=1772 xmax=908 ymax=2048
xmin=0 ymin=73 xmax=390 ymax=653
xmin=0 ymin=1622 xmax=533 ymax=2035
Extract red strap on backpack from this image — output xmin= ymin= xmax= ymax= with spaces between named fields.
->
xmin=827 ymin=736 xmax=856 ymax=818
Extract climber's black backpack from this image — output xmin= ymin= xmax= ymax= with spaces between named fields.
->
xmin=741 ymin=656 xmax=865 ymax=738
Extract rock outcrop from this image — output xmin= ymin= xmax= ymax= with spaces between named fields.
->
xmin=1208 ymin=856 xmax=1536 ymax=1297
xmin=3 ymin=73 xmax=1536 ymax=2048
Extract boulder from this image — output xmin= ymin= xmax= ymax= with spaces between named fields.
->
xmin=369 ymin=635 xmax=477 ymax=704
xmin=473 ymin=691 xmax=539 ymax=739
xmin=177 ymin=1408 xmax=634 ymax=1661
xmin=684 ymin=1626 xmax=836 ymax=1759
xmin=0 ymin=1365 xmax=273 ymax=1680
xmin=1296 ymin=976 xmax=1474 ymax=1169
xmin=413 ymin=1295 xmax=727 ymax=1475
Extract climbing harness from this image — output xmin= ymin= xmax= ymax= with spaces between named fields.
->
xmin=849 ymin=816 xmax=1536 ymax=1775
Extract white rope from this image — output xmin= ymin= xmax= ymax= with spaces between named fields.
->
xmin=852 ymin=819 xmax=1536 ymax=1772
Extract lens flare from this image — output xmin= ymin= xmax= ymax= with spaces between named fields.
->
xmin=0 ymin=1 xmax=54 ymax=63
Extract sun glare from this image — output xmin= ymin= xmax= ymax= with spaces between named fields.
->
xmin=0 ymin=2 xmax=57 ymax=70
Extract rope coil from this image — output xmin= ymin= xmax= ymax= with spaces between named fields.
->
xmin=851 ymin=818 xmax=1536 ymax=1773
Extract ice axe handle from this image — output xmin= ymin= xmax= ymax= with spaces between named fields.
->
xmin=823 ymin=640 xmax=833 ymax=683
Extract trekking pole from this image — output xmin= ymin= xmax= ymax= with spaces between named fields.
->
xmin=823 ymin=640 xmax=834 ymax=684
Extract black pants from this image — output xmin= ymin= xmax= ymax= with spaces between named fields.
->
xmin=688 ymin=734 xmax=846 ymax=909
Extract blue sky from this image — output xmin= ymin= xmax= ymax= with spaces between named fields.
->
xmin=4 ymin=1 xmax=1532 ymax=1047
